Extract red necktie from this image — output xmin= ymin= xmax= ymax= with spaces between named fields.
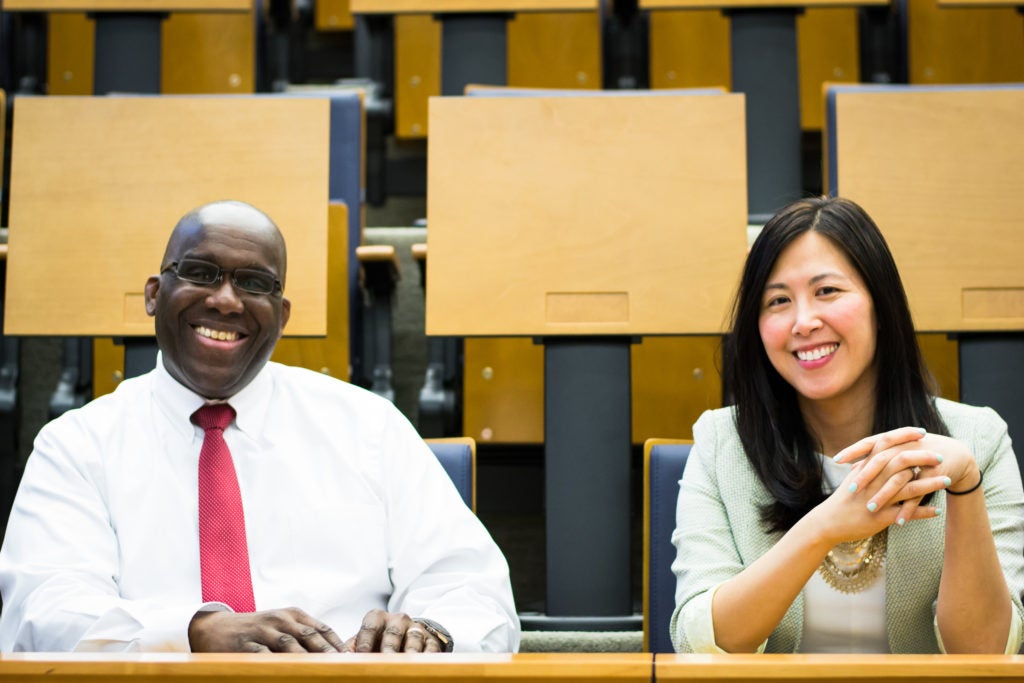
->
xmin=192 ymin=404 xmax=256 ymax=612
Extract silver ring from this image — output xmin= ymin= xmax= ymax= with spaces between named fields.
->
xmin=911 ymin=466 xmax=921 ymax=480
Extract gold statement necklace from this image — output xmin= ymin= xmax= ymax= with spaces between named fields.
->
xmin=817 ymin=528 xmax=888 ymax=594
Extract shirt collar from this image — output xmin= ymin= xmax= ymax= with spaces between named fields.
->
xmin=151 ymin=352 xmax=274 ymax=440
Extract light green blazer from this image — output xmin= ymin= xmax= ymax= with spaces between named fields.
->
xmin=670 ymin=398 xmax=1024 ymax=653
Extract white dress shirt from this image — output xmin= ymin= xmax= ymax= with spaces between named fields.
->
xmin=0 ymin=357 xmax=520 ymax=653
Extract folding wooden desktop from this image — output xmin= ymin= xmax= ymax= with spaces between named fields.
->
xmin=4 ymin=96 xmax=330 ymax=374
xmin=350 ymin=1 xmax=599 ymax=96
xmin=426 ymin=94 xmax=748 ymax=623
xmin=640 ymin=0 xmax=886 ymax=219
xmin=827 ymin=85 xmax=1024 ymax=463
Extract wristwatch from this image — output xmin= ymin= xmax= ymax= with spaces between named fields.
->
xmin=411 ymin=617 xmax=454 ymax=652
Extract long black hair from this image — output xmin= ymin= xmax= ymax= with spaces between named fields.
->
xmin=723 ymin=196 xmax=947 ymax=533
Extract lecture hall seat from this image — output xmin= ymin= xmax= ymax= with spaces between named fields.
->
xmin=643 ymin=438 xmax=691 ymax=653
xmin=426 ymin=437 xmax=476 ymax=512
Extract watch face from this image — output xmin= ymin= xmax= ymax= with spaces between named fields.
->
xmin=413 ymin=618 xmax=454 ymax=652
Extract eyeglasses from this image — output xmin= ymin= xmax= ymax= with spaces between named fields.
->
xmin=162 ymin=259 xmax=283 ymax=296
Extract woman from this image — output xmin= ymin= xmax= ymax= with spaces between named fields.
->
xmin=670 ymin=196 xmax=1024 ymax=654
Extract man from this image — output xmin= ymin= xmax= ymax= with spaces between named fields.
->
xmin=0 ymin=200 xmax=519 ymax=653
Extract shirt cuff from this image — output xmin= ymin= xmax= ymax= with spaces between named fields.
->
xmin=75 ymin=601 xmax=229 ymax=652
xmin=677 ymin=582 xmax=768 ymax=654
xmin=933 ymin=602 xmax=1023 ymax=655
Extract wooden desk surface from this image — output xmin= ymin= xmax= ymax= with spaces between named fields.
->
xmin=655 ymin=654 xmax=1024 ymax=681
xmin=4 ymin=0 xmax=250 ymax=11
xmin=937 ymin=0 xmax=1021 ymax=5
xmin=5 ymin=96 xmax=330 ymax=337
xmin=0 ymin=653 xmax=653 ymax=682
xmin=832 ymin=87 xmax=1024 ymax=332
xmin=2 ymin=653 xmax=1023 ymax=681
xmin=426 ymin=94 xmax=748 ymax=337
xmin=351 ymin=0 xmax=598 ymax=13
xmin=641 ymin=0 xmax=886 ymax=8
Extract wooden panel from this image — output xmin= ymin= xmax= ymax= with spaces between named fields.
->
xmin=47 ymin=13 xmax=95 ymax=95
xmin=5 ymin=97 xmax=330 ymax=336
xmin=316 ymin=0 xmax=355 ymax=29
xmin=92 ymin=338 xmax=126 ymax=398
xmin=162 ymin=12 xmax=255 ymax=93
xmin=648 ymin=10 xmax=730 ymax=90
xmin=463 ymin=337 xmax=544 ymax=444
xmin=507 ymin=11 xmax=601 ymax=89
xmin=465 ymin=336 xmax=725 ymax=445
xmin=796 ymin=7 xmax=858 ymax=130
xmin=642 ymin=0 xmax=884 ymax=7
xmin=271 ymin=202 xmax=350 ymax=379
xmin=656 ymin=654 xmax=1024 ymax=681
xmin=918 ymin=333 xmax=958 ymax=401
xmin=395 ymin=9 xmax=602 ymax=138
xmin=833 ymin=88 xmax=1024 ymax=332
xmin=648 ymin=6 xmax=860 ymax=129
xmin=0 ymin=653 xmax=653 ymax=682
xmin=907 ymin=0 xmax=1024 ymax=84
xmin=426 ymin=95 xmax=748 ymax=336
xmin=395 ymin=13 xmax=441 ymax=138
xmin=7 ymin=0 xmax=249 ymax=10
xmin=48 ymin=11 xmax=258 ymax=95
xmin=352 ymin=0 xmax=597 ymax=12
xmin=632 ymin=336 xmax=721 ymax=443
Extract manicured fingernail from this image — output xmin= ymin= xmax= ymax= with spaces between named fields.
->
xmin=848 ymin=482 xmax=858 ymax=493
xmin=934 ymin=508 xmax=943 ymax=517
xmin=915 ymin=427 xmax=927 ymax=435
xmin=936 ymin=454 xmax=944 ymax=463
xmin=833 ymin=454 xmax=842 ymax=462
xmin=896 ymin=517 xmax=906 ymax=526
xmin=866 ymin=501 xmax=877 ymax=512
xmin=943 ymin=477 xmax=952 ymax=487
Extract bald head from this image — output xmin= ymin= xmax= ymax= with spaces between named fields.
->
xmin=163 ymin=200 xmax=288 ymax=286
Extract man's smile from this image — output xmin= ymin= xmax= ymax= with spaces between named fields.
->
xmin=193 ymin=324 xmax=246 ymax=343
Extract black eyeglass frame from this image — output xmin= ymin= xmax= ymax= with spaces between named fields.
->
xmin=161 ymin=259 xmax=283 ymax=297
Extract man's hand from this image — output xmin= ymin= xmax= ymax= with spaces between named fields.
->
xmin=189 ymin=608 xmax=346 ymax=652
xmin=343 ymin=609 xmax=448 ymax=653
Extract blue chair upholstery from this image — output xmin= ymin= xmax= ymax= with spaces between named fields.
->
xmin=426 ymin=438 xmax=476 ymax=512
xmin=644 ymin=439 xmax=691 ymax=653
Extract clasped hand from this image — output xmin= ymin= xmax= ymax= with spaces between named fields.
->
xmin=817 ymin=426 xmax=978 ymax=544
xmin=189 ymin=607 xmax=447 ymax=653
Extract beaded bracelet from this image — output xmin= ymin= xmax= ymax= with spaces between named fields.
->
xmin=946 ymin=470 xmax=983 ymax=496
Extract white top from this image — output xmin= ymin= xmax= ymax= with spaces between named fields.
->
xmin=799 ymin=456 xmax=888 ymax=653
xmin=0 ymin=357 xmax=520 ymax=653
